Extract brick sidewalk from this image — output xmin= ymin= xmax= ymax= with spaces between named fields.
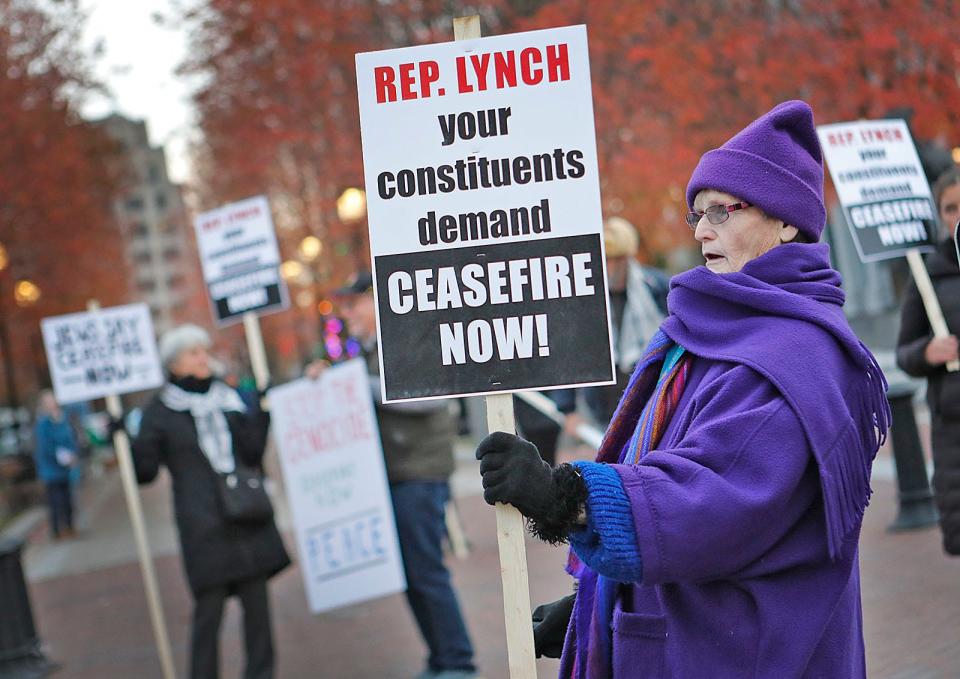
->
xmin=19 ymin=457 xmax=960 ymax=678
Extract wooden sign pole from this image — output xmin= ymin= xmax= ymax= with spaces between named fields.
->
xmin=485 ymin=394 xmax=538 ymax=679
xmin=453 ymin=16 xmax=537 ymax=679
xmin=905 ymin=250 xmax=959 ymax=372
xmin=242 ymin=311 xmax=272 ymax=390
xmin=87 ymin=301 xmax=176 ymax=679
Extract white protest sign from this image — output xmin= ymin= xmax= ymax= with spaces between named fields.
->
xmin=817 ymin=119 xmax=937 ymax=262
xmin=356 ymin=25 xmax=614 ymax=402
xmin=41 ymin=303 xmax=164 ymax=404
xmin=194 ymin=195 xmax=290 ymax=324
xmin=269 ymin=359 xmax=405 ymax=614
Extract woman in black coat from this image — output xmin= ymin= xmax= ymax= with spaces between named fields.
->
xmin=133 ymin=324 xmax=290 ymax=679
xmin=897 ymin=167 xmax=960 ymax=555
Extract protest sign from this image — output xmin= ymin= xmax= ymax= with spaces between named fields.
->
xmin=819 ymin=118 xmax=957 ymax=372
xmin=817 ymin=119 xmax=937 ymax=262
xmin=269 ymin=359 xmax=406 ymax=614
xmin=41 ymin=303 xmax=163 ymax=404
xmin=193 ymin=195 xmax=289 ymax=325
xmin=356 ymin=23 xmax=614 ymax=402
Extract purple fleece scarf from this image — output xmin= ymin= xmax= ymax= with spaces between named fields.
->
xmin=565 ymin=242 xmax=890 ymax=679
xmin=661 ymin=241 xmax=890 ymax=559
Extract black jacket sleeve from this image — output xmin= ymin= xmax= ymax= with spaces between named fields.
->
xmin=234 ymin=405 xmax=271 ymax=468
xmin=896 ymin=280 xmax=939 ymax=378
xmin=131 ymin=404 xmax=165 ymax=484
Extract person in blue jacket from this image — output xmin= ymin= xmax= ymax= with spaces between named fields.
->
xmin=33 ymin=389 xmax=79 ymax=539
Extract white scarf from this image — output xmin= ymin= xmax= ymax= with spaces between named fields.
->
xmin=616 ymin=261 xmax=666 ymax=373
xmin=161 ymin=381 xmax=247 ymax=474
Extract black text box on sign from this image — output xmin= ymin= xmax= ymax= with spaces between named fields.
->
xmin=375 ymin=233 xmax=614 ymax=400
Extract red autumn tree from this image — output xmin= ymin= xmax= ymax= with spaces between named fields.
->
xmin=180 ymin=0 xmax=960 ymax=373
xmin=178 ymin=1 xmax=510 ymax=367
xmin=515 ymin=0 xmax=960 ymax=260
xmin=0 ymin=0 xmax=129 ymax=401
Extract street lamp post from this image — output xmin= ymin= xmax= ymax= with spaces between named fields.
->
xmin=337 ymin=188 xmax=367 ymax=270
xmin=0 ymin=243 xmax=21 ymax=448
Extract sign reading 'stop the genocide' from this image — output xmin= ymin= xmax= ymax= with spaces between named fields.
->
xmin=194 ymin=195 xmax=290 ymax=324
xmin=356 ymin=25 xmax=614 ymax=402
xmin=41 ymin=303 xmax=164 ymax=404
xmin=269 ymin=359 xmax=406 ymax=614
xmin=817 ymin=119 xmax=937 ymax=262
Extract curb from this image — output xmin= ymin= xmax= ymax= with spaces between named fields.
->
xmin=0 ymin=505 xmax=46 ymax=543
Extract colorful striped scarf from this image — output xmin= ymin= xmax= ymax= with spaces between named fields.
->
xmin=568 ymin=329 xmax=692 ymax=679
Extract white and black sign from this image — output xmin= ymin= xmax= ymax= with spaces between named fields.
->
xmin=41 ymin=303 xmax=164 ymax=403
xmin=194 ymin=195 xmax=289 ymax=324
xmin=356 ymin=25 xmax=614 ymax=401
xmin=817 ymin=119 xmax=937 ymax=262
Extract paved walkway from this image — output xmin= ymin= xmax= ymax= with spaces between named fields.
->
xmin=12 ymin=438 xmax=960 ymax=678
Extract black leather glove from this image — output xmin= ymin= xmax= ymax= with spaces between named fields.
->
xmin=533 ymin=593 xmax=576 ymax=659
xmin=476 ymin=432 xmax=554 ymax=521
xmin=107 ymin=416 xmax=126 ymax=437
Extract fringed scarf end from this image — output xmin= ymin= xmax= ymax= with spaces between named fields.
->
xmin=821 ymin=421 xmax=873 ymax=561
xmin=822 ymin=354 xmax=889 ymax=561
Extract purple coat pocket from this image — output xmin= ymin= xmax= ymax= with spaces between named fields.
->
xmin=612 ymin=607 xmax=667 ymax=677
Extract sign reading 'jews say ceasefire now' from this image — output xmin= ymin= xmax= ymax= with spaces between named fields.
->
xmin=356 ymin=25 xmax=615 ymax=402
xmin=193 ymin=195 xmax=290 ymax=325
xmin=41 ymin=303 xmax=164 ymax=404
xmin=816 ymin=119 xmax=937 ymax=263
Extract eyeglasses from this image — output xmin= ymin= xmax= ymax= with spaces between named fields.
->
xmin=685 ymin=202 xmax=751 ymax=229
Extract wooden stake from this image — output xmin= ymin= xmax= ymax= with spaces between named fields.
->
xmin=88 ymin=301 xmax=176 ymax=679
xmin=243 ymin=311 xmax=271 ymax=389
xmin=444 ymin=499 xmax=471 ymax=560
xmin=485 ymin=393 xmax=538 ymax=679
xmin=453 ymin=16 xmax=537 ymax=675
xmin=905 ymin=250 xmax=959 ymax=372
xmin=452 ymin=14 xmax=481 ymax=41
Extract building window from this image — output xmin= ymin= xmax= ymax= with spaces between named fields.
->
xmin=131 ymin=221 xmax=149 ymax=237
xmin=126 ymin=195 xmax=144 ymax=212
xmin=138 ymin=279 xmax=156 ymax=293
xmin=167 ymin=274 xmax=184 ymax=289
xmin=134 ymin=251 xmax=151 ymax=265
xmin=162 ymin=246 xmax=180 ymax=261
xmin=149 ymin=164 xmax=161 ymax=184
xmin=155 ymin=192 xmax=167 ymax=210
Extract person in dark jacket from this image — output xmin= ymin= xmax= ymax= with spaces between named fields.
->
xmin=133 ymin=324 xmax=290 ymax=679
xmin=896 ymin=166 xmax=960 ymax=555
xmin=33 ymin=390 xmax=79 ymax=540
xmin=308 ymin=272 xmax=477 ymax=679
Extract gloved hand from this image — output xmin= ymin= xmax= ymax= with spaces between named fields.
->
xmin=533 ymin=593 xmax=576 ymax=659
xmin=107 ymin=416 xmax=126 ymax=437
xmin=476 ymin=431 xmax=554 ymax=522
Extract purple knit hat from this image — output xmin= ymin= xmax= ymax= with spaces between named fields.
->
xmin=686 ymin=100 xmax=826 ymax=241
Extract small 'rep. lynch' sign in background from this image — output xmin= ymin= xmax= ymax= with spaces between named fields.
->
xmin=356 ymin=25 xmax=615 ymax=402
xmin=41 ymin=303 xmax=164 ymax=404
xmin=817 ymin=119 xmax=937 ymax=263
xmin=193 ymin=195 xmax=290 ymax=325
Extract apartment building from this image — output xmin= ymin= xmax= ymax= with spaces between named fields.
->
xmin=94 ymin=114 xmax=202 ymax=335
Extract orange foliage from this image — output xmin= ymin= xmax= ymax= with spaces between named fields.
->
xmin=513 ymin=0 xmax=960 ymax=260
xmin=182 ymin=0 xmax=960 ymax=369
xmin=180 ymin=1 xmax=511 ymax=366
xmin=0 ymin=0 xmax=129 ymax=400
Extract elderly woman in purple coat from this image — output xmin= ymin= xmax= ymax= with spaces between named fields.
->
xmin=477 ymin=100 xmax=890 ymax=678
